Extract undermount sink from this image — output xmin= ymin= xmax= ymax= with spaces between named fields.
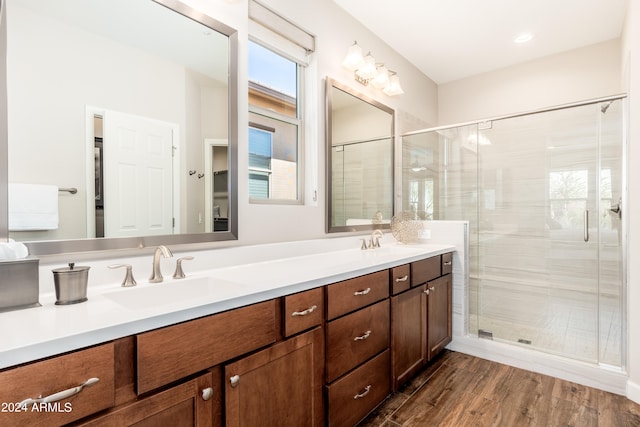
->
xmin=102 ymin=276 xmax=223 ymax=310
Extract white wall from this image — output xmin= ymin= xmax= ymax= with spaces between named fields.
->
xmin=621 ymin=0 xmax=640 ymax=404
xmin=180 ymin=0 xmax=438 ymax=245
xmin=438 ymin=39 xmax=622 ymax=125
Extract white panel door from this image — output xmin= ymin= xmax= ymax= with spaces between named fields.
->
xmin=103 ymin=111 xmax=174 ymax=238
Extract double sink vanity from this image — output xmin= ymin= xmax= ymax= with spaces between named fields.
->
xmin=0 ymin=235 xmax=456 ymax=426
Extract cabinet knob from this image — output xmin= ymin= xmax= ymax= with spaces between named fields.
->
xmin=430 ymin=286 xmax=435 ymax=292
xmin=229 ymin=374 xmax=240 ymax=388
xmin=201 ymin=387 xmax=214 ymax=401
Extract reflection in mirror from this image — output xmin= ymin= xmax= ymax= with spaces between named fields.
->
xmin=2 ymin=0 xmax=238 ymax=255
xmin=326 ymin=78 xmax=394 ymax=232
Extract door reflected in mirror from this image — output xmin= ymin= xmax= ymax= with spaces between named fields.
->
xmin=326 ymin=78 xmax=394 ymax=232
xmin=3 ymin=0 xmax=238 ymax=254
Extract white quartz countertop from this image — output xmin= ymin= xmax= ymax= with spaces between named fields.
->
xmin=0 ymin=238 xmax=455 ymax=369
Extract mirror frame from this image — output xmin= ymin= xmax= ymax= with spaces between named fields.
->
xmin=0 ymin=0 xmax=239 ymax=255
xmin=325 ymin=77 xmax=395 ymax=233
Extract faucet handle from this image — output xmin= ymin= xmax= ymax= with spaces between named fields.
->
xmin=173 ymin=256 xmax=194 ymax=279
xmin=108 ymin=264 xmax=137 ymax=287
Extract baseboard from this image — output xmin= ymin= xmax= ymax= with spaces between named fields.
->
xmin=448 ymin=335 xmax=628 ymax=396
xmin=628 ymin=379 xmax=640 ymax=404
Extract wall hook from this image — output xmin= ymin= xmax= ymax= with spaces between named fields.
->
xmin=189 ymin=170 xmax=196 ymax=176
xmin=198 ymin=173 xmax=205 ymax=179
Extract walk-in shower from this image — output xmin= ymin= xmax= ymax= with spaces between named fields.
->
xmin=402 ymin=97 xmax=626 ymax=368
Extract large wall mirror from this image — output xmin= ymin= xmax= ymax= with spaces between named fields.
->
xmin=325 ymin=78 xmax=394 ymax=233
xmin=1 ymin=0 xmax=238 ymax=255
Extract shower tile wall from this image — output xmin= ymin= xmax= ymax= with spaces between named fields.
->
xmin=402 ymin=100 xmax=624 ymax=367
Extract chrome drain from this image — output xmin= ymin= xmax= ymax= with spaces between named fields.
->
xmin=478 ymin=329 xmax=494 ymax=340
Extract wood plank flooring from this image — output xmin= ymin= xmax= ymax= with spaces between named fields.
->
xmin=358 ymin=350 xmax=640 ymax=426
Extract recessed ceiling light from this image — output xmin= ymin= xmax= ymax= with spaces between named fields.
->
xmin=514 ymin=33 xmax=534 ymax=44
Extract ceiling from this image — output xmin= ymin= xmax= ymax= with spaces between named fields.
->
xmin=333 ymin=0 xmax=629 ymax=84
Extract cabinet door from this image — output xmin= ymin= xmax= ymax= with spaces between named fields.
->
xmin=77 ymin=371 xmax=217 ymax=427
xmin=427 ymin=274 xmax=452 ymax=361
xmin=391 ymin=285 xmax=426 ymax=390
xmin=225 ymin=328 xmax=324 ymax=427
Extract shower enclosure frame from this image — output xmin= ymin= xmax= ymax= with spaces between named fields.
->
xmin=401 ymin=94 xmax=628 ymax=371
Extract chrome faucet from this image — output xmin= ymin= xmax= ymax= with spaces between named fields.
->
xmin=149 ymin=245 xmax=173 ymax=283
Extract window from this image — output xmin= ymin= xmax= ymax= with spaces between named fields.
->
xmin=248 ymin=42 xmax=300 ymax=201
xmin=248 ymin=1 xmax=315 ymax=203
xmin=549 ymin=170 xmax=588 ymax=229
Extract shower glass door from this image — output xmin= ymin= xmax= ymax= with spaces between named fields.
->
xmin=402 ymin=97 xmax=624 ymax=367
xmin=475 ymin=99 xmax=623 ymax=365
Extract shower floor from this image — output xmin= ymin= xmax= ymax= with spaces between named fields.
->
xmin=469 ymin=278 xmax=622 ymax=367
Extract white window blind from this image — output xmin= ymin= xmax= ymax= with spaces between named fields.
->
xmin=249 ymin=0 xmax=315 ymax=65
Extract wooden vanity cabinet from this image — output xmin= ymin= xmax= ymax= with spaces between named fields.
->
xmin=391 ymin=253 xmax=454 ymax=390
xmin=391 ymin=284 xmax=427 ymax=390
xmin=426 ymin=273 xmax=452 ymax=361
xmin=0 ymin=343 xmax=115 ymax=427
xmin=136 ymin=300 xmax=277 ymax=395
xmin=325 ymin=272 xmax=391 ymax=426
xmin=283 ymin=287 xmax=324 ymax=337
xmin=0 ymin=251 xmax=454 ymax=427
xmin=224 ymin=327 xmax=324 ymax=427
xmin=75 ymin=370 xmax=219 ymax=427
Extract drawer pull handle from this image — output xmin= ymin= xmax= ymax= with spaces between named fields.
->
xmin=291 ymin=305 xmax=317 ymax=317
xmin=230 ymin=375 xmax=240 ymax=388
xmin=353 ymin=288 xmax=371 ymax=296
xmin=353 ymin=385 xmax=372 ymax=400
xmin=395 ymin=275 xmax=409 ymax=282
xmin=201 ymin=387 xmax=214 ymax=401
xmin=443 ymin=261 xmax=452 ymax=266
xmin=354 ymin=330 xmax=371 ymax=341
xmin=18 ymin=377 xmax=99 ymax=408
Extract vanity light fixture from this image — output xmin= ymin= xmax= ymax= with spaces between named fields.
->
xmin=342 ymin=41 xmax=403 ymax=96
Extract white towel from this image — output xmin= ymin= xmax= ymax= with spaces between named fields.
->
xmin=8 ymin=183 xmax=59 ymax=231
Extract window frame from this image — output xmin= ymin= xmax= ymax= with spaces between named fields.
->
xmin=248 ymin=39 xmax=305 ymax=205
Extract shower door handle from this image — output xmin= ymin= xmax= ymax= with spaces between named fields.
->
xmin=609 ymin=198 xmax=622 ymax=219
xmin=584 ymin=210 xmax=589 ymax=242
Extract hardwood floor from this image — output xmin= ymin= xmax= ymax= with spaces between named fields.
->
xmin=358 ymin=350 xmax=640 ymax=426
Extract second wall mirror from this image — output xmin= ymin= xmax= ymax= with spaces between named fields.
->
xmin=325 ymin=78 xmax=394 ymax=233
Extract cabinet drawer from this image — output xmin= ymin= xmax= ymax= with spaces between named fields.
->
xmin=411 ymin=256 xmax=441 ymax=286
xmin=136 ymin=300 xmax=277 ymax=395
xmin=327 ymin=270 xmax=389 ymax=320
xmin=0 ymin=343 xmax=115 ymax=427
xmin=283 ymin=287 xmax=324 ymax=337
xmin=442 ymin=252 xmax=453 ymax=275
xmin=390 ymin=264 xmax=411 ymax=295
xmin=326 ymin=299 xmax=389 ymax=382
xmin=326 ymin=349 xmax=391 ymax=427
